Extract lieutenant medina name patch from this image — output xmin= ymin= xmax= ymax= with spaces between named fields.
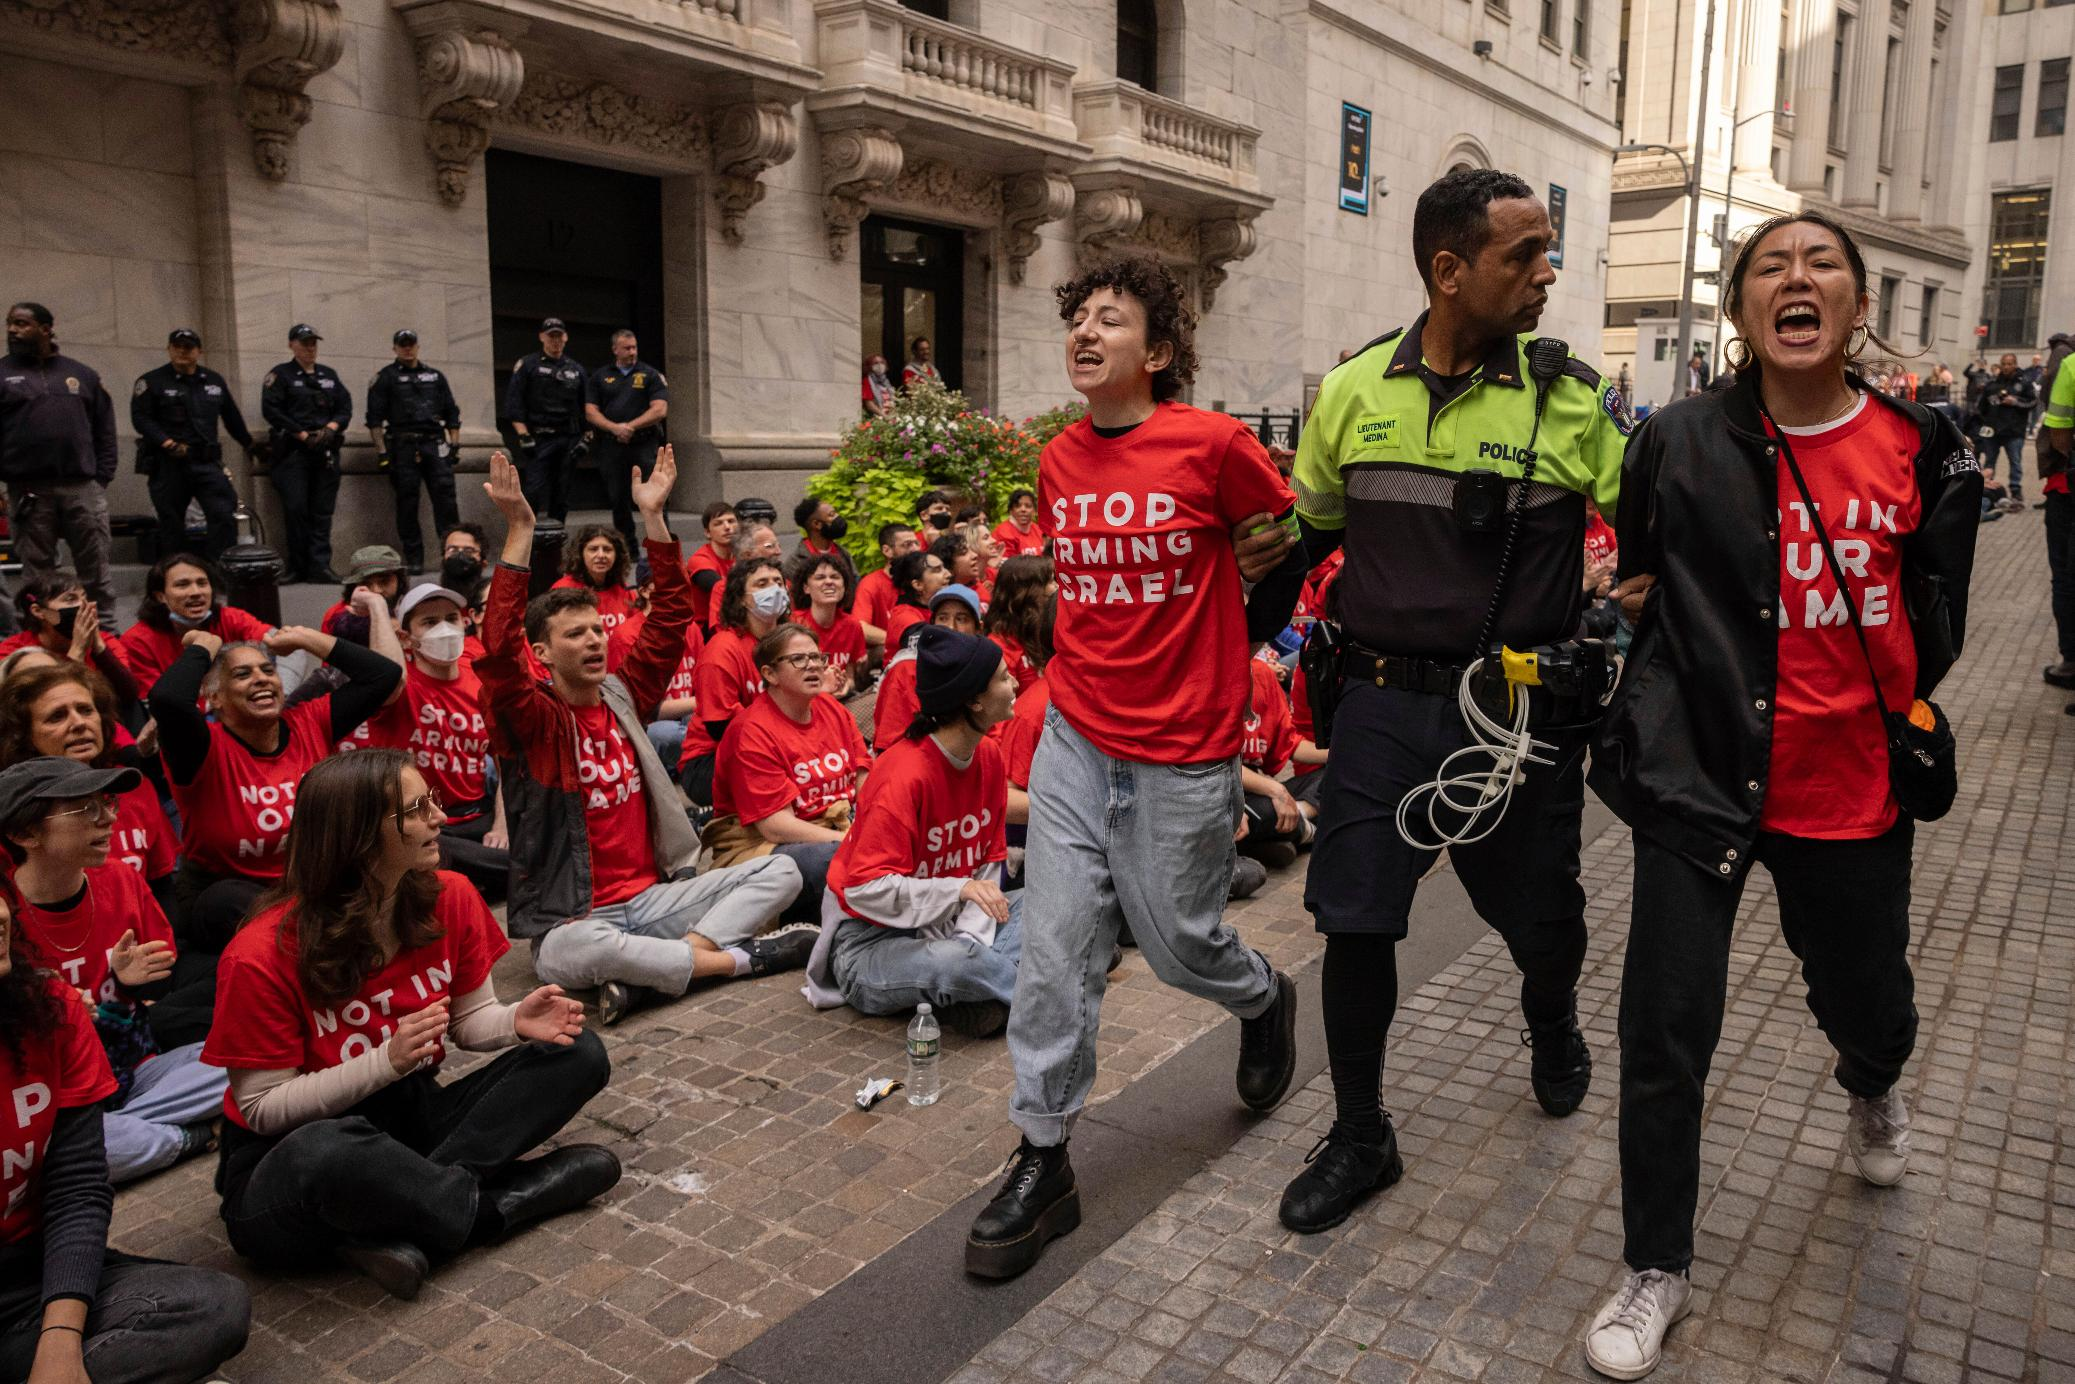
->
xmin=1354 ymin=414 xmax=1398 ymax=449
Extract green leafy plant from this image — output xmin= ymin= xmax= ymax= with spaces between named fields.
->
xmin=808 ymin=378 xmax=1059 ymax=572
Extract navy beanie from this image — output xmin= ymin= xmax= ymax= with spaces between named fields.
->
xmin=914 ymin=625 xmax=1002 ymax=716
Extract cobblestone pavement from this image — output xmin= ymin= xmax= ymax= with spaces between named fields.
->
xmin=952 ymin=514 xmax=2075 ymax=1384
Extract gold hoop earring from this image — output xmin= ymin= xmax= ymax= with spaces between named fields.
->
xmin=1847 ymin=325 xmax=1869 ymax=359
xmin=1725 ymin=337 xmax=1752 ymax=372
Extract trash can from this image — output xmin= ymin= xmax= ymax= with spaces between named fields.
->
xmin=529 ymin=519 xmax=567 ymax=599
xmin=219 ymin=543 xmax=286 ymax=628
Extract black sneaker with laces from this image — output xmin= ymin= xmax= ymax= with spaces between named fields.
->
xmin=939 ymin=998 xmax=1010 ymax=1039
xmin=746 ymin=924 xmax=818 ymax=977
xmin=596 ymin=981 xmax=633 ymax=1027
xmin=1278 ymin=1119 xmax=1403 ymax=1233
xmin=1523 ymin=1004 xmax=1593 ymax=1117
xmin=965 ymin=1139 xmax=1079 ymax=1279
xmin=1236 ymin=970 xmax=1298 ymax=1112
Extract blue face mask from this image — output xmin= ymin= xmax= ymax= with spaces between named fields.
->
xmin=168 ymin=610 xmax=210 ymax=630
xmin=751 ymin=584 xmax=792 ymax=620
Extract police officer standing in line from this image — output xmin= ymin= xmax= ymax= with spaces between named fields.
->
xmin=502 ymin=317 xmax=587 ymax=520
xmin=261 ymin=324 xmax=352 ymax=583
xmin=365 ymin=328 xmax=462 ymax=571
xmin=1277 ymin=169 xmax=1630 ymax=1234
xmin=131 ymin=327 xmax=252 ymax=562
xmin=0 ymin=302 xmax=119 ymax=629
xmin=584 ymin=328 xmax=670 ymax=552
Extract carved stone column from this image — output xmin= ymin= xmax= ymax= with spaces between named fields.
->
xmin=1002 ymin=170 xmax=1075 ymax=285
xmin=712 ymin=100 xmax=801 ymax=245
xmin=1198 ymin=213 xmax=1257 ymax=311
xmin=415 ymin=28 xmax=524 ymax=207
xmin=232 ymin=0 xmax=345 ymax=181
xmin=820 ymin=125 xmax=902 ymax=259
xmin=1073 ymin=186 xmax=1143 ymax=261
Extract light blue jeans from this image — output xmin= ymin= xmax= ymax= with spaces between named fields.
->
xmin=1007 ymin=708 xmax=1275 ymax=1146
xmin=829 ymin=896 xmax=1024 ymax=1015
xmin=531 ymin=855 xmax=804 ymax=992
xmin=105 ymin=1043 xmax=228 ymax=1184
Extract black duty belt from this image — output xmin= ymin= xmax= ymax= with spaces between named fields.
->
xmin=1344 ymin=646 xmax=1470 ymax=697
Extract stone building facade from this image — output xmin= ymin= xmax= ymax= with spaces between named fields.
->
xmin=2 ymin=0 xmax=1615 ymax=550
xmin=1605 ymin=0 xmax=1986 ymax=410
xmin=1972 ymin=0 xmax=2075 ymax=358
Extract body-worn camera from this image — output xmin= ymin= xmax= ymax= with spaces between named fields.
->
xmin=1453 ymin=467 xmax=1515 ymax=534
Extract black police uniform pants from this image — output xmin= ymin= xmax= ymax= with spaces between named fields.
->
xmin=218 ymin=1030 xmax=609 ymax=1268
xmin=1619 ymin=821 xmax=1917 ymax=1274
xmin=0 ymin=1246 xmax=249 ymax=1384
xmin=593 ymin=433 xmax=660 ymax=550
xmin=2046 ymin=491 xmax=2075 ymax=662
xmin=1303 ymin=681 xmax=1591 ymax=1144
xmin=389 ymin=434 xmax=459 ymax=568
xmin=148 ymin=457 xmax=240 ymax=561
xmin=520 ymin=433 xmax=579 ymax=521
xmin=270 ymin=441 xmax=339 ymax=579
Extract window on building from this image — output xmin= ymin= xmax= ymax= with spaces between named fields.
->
xmin=1829 ymin=20 xmax=1851 ymax=147
xmin=1983 ymin=189 xmax=2052 ymax=348
xmin=1776 ymin=2 xmax=1790 ymax=111
xmin=1878 ymin=274 xmax=1902 ymax=339
xmin=2002 ymin=0 xmax=2035 ymax=13
xmin=1541 ymin=0 xmax=1559 ymax=43
xmin=2041 ymin=59 xmax=2070 ymax=135
xmin=1573 ymin=0 xmax=1589 ymax=55
xmin=1992 ymin=65 xmax=2025 ymax=141
xmin=1880 ymin=38 xmax=1901 ymax=165
xmin=1918 ymin=284 xmax=1939 ymax=348
xmin=2052 ymin=0 xmax=2075 ymax=9
xmin=900 ymin=0 xmax=951 ymax=18
xmin=1116 ymin=0 xmax=1158 ymax=90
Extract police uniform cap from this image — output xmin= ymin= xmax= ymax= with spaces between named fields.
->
xmin=288 ymin=323 xmax=322 ymax=343
xmin=168 ymin=327 xmax=201 ymax=347
xmin=540 ymin=318 xmax=568 ymax=334
xmin=393 ymin=328 xmax=418 ymax=346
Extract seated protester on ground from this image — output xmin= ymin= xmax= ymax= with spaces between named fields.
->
xmin=1284 ymin=660 xmax=1330 ymax=815
xmin=702 ymin=523 xmax=784 ymax=635
xmin=311 ymin=586 xmax=409 ymax=753
xmin=1290 ymin=547 xmax=1345 ymax=633
xmin=993 ymin=488 xmax=1046 ymax=559
xmin=917 ymin=487 xmax=957 ymax=537
xmin=0 ymin=665 xmax=177 ymax=920
xmin=121 ymin=553 xmax=273 ymax=702
xmin=882 ymin=547 xmax=950 ymax=656
xmin=632 ymin=610 xmax=702 ymax=768
xmin=684 ymin=501 xmax=740 ymax=634
xmin=873 ymin=583 xmax=982 ymax=757
xmin=361 ymin=584 xmax=510 ymax=902
xmin=790 ymin=555 xmax=867 ymax=696
xmin=478 ymin=450 xmax=809 ymax=1026
xmin=0 ymin=647 xmax=62 ymax=686
xmin=0 ymin=758 xmax=226 ymax=1184
xmin=1235 ymin=657 xmax=1315 ymax=869
xmin=678 ymin=556 xmax=789 ymax=806
xmin=932 ymin=532 xmax=984 ymax=607
xmin=958 ymin=520 xmax=1003 ymax=600
xmin=854 ymin=524 xmax=920 ymax=652
xmin=437 ymin=522 xmax=492 ymax=656
xmin=553 ymin=524 xmax=638 ymax=642
xmin=202 ymin=750 xmax=620 ymax=1302
xmin=791 ymin=495 xmax=855 ymax=571
xmin=705 ymin=624 xmax=870 ymax=921
xmin=994 ymin=596 xmax=1055 ymax=832
xmin=802 ymin=627 xmax=1021 ymax=1037
xmin=983 ymin=555 xmax=1054 ymax=696
xmin=0 ymin=572 xmax=141 ymax=724
xmin=320 ymin=546 xmax=410 ymax=640
xmin=147 ymin=623 xmax=402 ymax=956
xmin=0 ymin=876 xmax=250 ymax=1383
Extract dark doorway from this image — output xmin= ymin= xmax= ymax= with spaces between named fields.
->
xmin=485 ymin=149 xmax=666 ymax=505
xmin=861 ymin=216 xmax=963 ymax=394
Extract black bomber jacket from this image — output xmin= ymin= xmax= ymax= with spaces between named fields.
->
xmin=1588 ymin=370 xmax=1983 ymax=877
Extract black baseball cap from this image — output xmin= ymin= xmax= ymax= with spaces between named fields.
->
xmin=168 ymin=327 xmax=201 ymax=347
xmin=288 ymin=323 xmax=322 ymax=342
xmin=540 ymin=317 xmax=567 ymax=334
xmin=393 ymin=328 xmax=418 ymax=346
xmin=0 ymin=758 xmax=141 ymax=827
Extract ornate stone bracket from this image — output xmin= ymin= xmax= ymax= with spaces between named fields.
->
xmin=712 ymin=101 xmax=800 ymax=246
xmin=233 ymin=0 xmax=345 ymax=181
xmin=1198 ymin=213 xmax=1258 ymax=311
xmin=414 ymin=28 xmax=524 ymax=207
xmin=1003 ymin=170 xmax=1075 ymax=285
xmin=820 ymin=125 xmax=903 ymax=259
xmin=1073 ymin=186 xmax=1143 ymax=261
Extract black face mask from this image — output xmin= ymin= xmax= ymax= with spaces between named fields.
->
xmin=822 ymin=516 xmax=849 ymax=543
xmin=50 ymin=606 xmax=79 ymax=638
xmin=441 ymin=554 xmax=483 ymax=591
xmin=928 ymin=512 xmax=952 ymax=531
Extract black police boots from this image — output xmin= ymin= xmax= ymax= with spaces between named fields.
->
xmin=1278 ymin=1119 xmax=1405 ymax=1233
xmin=965 ymin=1138 xmax=1079 ymax=1279
xmin=1236 ymin=970 xmax=1299 ymax=1112
xmin=1524 ymin=1001 xmax=1594 ymax=1117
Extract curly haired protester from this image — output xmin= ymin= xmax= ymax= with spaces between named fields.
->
xmin=203 ymin=751 xmax=618 ymax=1302
xmin=0 ymin=871 xmax=251 ymax=1384
xmin=478 ymin=449 xmax=807 ymax=1029
xmin=553 ymin=524 xmax=638 ymax=639
xmin=983 ymin=555 xmax=1053 ymax=696
xmin=1582 ymin=212 xmax=1981 ymax=1378
xmin=964 ymin=256 xmax=1310 ymax=1280
xmin=789 ymin=554 xmax=867 ymax=696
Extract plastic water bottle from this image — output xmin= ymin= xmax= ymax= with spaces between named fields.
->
xmin=906 ymin=1004 xmax=941 ymax=1106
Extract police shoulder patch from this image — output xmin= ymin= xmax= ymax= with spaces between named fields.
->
xmin=1600 ymin=381 xmax=1635 ymax=436
xmin=132 ymin=378 xmax=147 ymax=396
xmin=1939 ymin=444 xmax=1977 ymax=479
xmin=655 ymin=371 xmax=668 ymax=387
xmin=263 ymin=372 xmax=277 ymax=389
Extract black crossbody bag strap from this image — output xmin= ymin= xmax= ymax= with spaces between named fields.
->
xmin=1764 ymin=411 xmax=1893 ymax=718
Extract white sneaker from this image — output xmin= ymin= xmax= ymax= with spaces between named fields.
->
xmin=1848 ymin=1088 xmax=1911 ymax=1186
xmin=1584 ymin=1269 xmax=1693 ymax=1380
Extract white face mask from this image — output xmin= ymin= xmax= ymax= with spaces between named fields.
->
xmin=751 ymin=584 xmax=791 ymax=620
xmin=415 ymin=621 xmax=467 ymax=663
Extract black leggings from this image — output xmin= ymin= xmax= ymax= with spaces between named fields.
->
xmin=1240 ymin=791 xmax=1310 ymax=857
xmin=439 ymin=801 xmax=511 ymax=904
xmin=171 ymin=866 xmax=265 ymax=956
xmin=144 ymin=951 xmax=219 ymax=1052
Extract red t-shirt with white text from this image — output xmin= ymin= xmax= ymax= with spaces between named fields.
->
xmin=552 ymin=577 xmax=637 ymax=638
xmin=713 ymin=693 xmax=870 ymax=826
xmin=0 ymin=983 xmax=115 ymax=1243
xmin=113 ymin=782 xmax=176 ymax=881
xmin=680 ymin=628 xmax=762 ymax=765
xmin=828 ymin=734 xmax=1007 ymax=920
xmin=203 ymin=871 xmax=508 ymax=1126
xmin=989 ymin=633 xmax=1039 ymax=695
xmin=1239 ymin=658 xmax=1298 ymax=775
xmin=123 ymin=606 xmax=271 ymax=700
xmin=1762 ymin=394 xmax=1921 ymax=838
xmin=795 ymin=609 xmax=868 ymax=681
xmin=996 ymin=677 xmax=1050 ymax=787
xmin=1040 ymin=403 xmax=1296 ymax=762
xmin=15 ymin=862 xmax=175 ymax=1005
xmin=855 ymin=568 xmax=898 ymax=631
xmin=363 ymin=661 xmax=493 ymax=819
xmin=993 ymin=520 xmax=1046 ymax=558
xmin=170 ymin=699 xmax=335 ymax=879
xmin=572 ymin=701 xmax=657 ymax=906
xmin=659 ymin=620 xmax=706 ymax=705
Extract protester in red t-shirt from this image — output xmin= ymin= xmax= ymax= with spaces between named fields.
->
xmin=319 ymin=546 xmax=409 ymax=643
xmin=706 ymin=625 xmax=871 ymax=920
xmin=874 ymin=583 xmax=982 ymax=756
xmin=201 ymin=750 xmax=617 ymax=1301
xmin=855 ymin=523 xmax=920 ymax=651
xmin=967 ymin=256 xmax=1308 ymax=1283
xmin=790 ymin=554 xmax=868 ymax=696
xmin=553 ymin=524 xmax=639 ymax=639
xmin=804 ymin=626 xmax=1023 ymax=1035
xmin=1284 ymin=661 xmax=1331 ymax=815
xmin=1234 ymin=658 xmax=1314 ymax=870
xmin=983 ymin=555 xmax=1053 ymax=696
xmin=0 ymin=875 xmax=250 ymax=1380
xmin=1582 ymin=500 xmax=1618 ymax=600
xmin=880 ymin=548 xmax=949 ymax=668
xmin=993 ymin=489 xmax=1047 ymax=559
xmin=146 ymin=620 xmax=401 ymax=955
xmin=0 ymin=758 xmax=226 ymax=1185
xmin=678 ymin=555 xmax=790 ymax=805
xmin=121 ymin=553 xmax=274 ymax=701
xmin=684 ymin=501 xmax=739 ymax=634
xmin=478 ymin=450 xmax=808 ymax=1026
xmin=0 ymin=570 xmax=142 ymax=722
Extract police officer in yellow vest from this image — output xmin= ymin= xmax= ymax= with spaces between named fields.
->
xmin=1279 ymin=169 xmax=1629 ymax=1235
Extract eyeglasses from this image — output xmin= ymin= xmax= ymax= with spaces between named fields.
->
xmin=396 ymin=791 xmax=444 ymax=829
xmin=48 ymin=796 xmax=119 ymax=826
xmin=775 ymin=652 xmax=829 ymax=671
